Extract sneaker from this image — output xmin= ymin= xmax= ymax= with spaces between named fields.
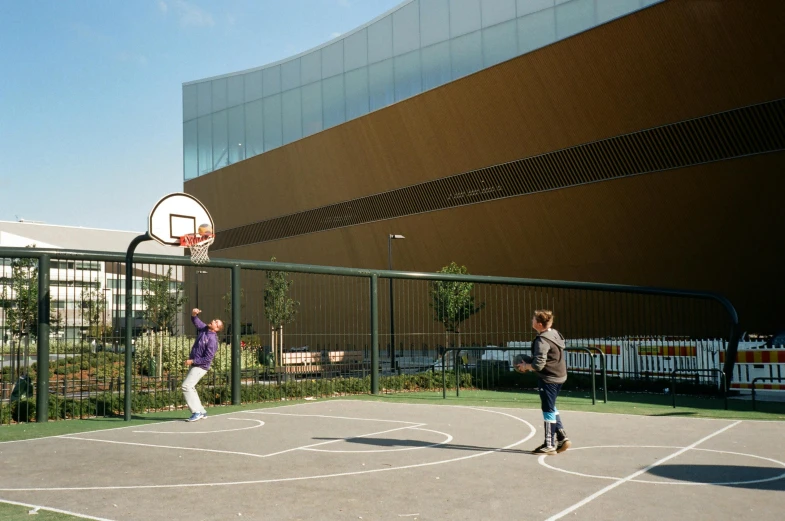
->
xmin=531 ymin=443 xmax=557 ymax=455
xmin=198 ymin=411 xmax=208 ymax=420
xmin=556 ymin=438 xmax=572 ymax=453
xmin=186 ymin=412 xmax=202 ymax=422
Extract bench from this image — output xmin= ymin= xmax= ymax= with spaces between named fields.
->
xmin=325 ymin=351 xmax=369 ymax=376
xmin=277 ymin=352 xmax=323 ymax=376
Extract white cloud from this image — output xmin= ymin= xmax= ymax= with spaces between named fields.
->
xmin=330 ymin=32 xmax=342 ymax=39
xmin=160 ymin=0 xmax=215 ymax=28
xmin=337 ymin=0 xmax=351 ymax=6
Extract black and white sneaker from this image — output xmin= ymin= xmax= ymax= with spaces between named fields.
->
xmin=531 ymin=443 xmax=557 ymax=455
xmin=556 ymin=437 xmax=571 ymax=453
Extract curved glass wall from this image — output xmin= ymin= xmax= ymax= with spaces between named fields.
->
xmin=183 ymin=0 xmax=662 ymax=180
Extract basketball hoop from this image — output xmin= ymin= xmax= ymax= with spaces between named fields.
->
xmin=180 ymin=233 xmax=215 ymax=264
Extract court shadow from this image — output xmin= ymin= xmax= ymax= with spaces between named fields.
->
xmin=645 ymin=464 xmax=785 ymax=490
xmin=311 ymin=437 xmax=531 ymax=454
xmin=652 ymin=412 xmax=697 ymax=417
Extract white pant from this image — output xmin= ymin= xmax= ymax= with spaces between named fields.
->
xmin=182 ymin=366 xmax=208 ymax=414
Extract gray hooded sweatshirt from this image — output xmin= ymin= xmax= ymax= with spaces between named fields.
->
xmin=525 ymin=328 xmax=567 ymax=384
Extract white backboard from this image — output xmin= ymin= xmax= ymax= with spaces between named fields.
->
xmin=149 ymin=193 xmax=214 ymax=246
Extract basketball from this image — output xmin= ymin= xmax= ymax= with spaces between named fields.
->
xmin=513 ymin=354 xmax=530 ymax=373
xmin=197 ymin=223 xmax=213 ymax=237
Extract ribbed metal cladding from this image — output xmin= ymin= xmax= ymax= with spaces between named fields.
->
xmin=213 ymin=98 xmax=785 ymax=251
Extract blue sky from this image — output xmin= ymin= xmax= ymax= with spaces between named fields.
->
xmin=0 ymin=0 xmax=401 ymax=232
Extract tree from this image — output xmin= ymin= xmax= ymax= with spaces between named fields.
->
xmin=1 ymin=256 xmax=38 ymax=379
xmin=264 ymin=257 xmax=299 ymax=365
xmin=141 ymin=267 xmax=186 ymax=376
xmin=2 ymin=257 xmax=38 ymax=338
xmin=429 ymin=262 xmax=485 ymax=353
xmin=80 ymin=279 xmax=109 ymax=340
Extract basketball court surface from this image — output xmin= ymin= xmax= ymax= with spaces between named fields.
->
xmin=0 ymin=399 xmax=783 ymax=520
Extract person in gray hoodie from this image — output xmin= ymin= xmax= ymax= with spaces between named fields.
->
xmin=514 ymin=310 xmax=571 ymax=455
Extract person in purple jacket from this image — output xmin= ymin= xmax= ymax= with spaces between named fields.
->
xmin=182 ymin=308 xmax=224 ymax=422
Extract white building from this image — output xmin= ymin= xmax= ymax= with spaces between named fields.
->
xmin=0 ymin=221 xmax=183 ymax=341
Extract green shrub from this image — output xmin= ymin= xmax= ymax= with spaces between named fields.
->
xmin=11 ymin=400 xmax=35 ymax=422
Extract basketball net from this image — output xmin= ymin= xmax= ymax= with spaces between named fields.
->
xmin=180 ymin=234 xmax=215 ymax=264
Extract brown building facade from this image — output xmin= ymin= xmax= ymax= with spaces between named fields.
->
xmin=185 ymin=0 xmax=785 ymax=334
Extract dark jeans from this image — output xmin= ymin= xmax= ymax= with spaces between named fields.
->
xmin=538 ymin=379 xmax=564 ymax=429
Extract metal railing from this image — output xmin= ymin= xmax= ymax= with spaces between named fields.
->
xmin=751 ymin=377 xmax=785 ymax=411
xmin=670 ymin=368 xmax=727 ymax=410
xmin=0 ymin=246 xmax=741 ymax=424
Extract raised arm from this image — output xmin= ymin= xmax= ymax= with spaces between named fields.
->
xmin=191 ymin=308 xmax=206 ymax=330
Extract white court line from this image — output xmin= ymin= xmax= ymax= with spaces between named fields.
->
xmin=544 ymin=420 xmax=742 ymax=521
xmin=0 ymin=497 xmax=116 ymax=521
xmin=0 ymin=407 xmax=536 ymax=491
xmin=538 ymin=445 xmax=785 ymax=486
xmin=241 ymin=411 xmax=422 ymax=424
xmin=132 ymin=418 xmax=264 ymax=434
xmin=260 ymin=424 xmax=426 ymax=458
xmin=57 ymin=423 xmax=424 ymax=460
xmin=0 ymin=399 xmax=323 ymax=446
xmin=303 ymin=427 xmax=453 ymax=453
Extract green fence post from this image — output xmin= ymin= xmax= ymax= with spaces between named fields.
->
xmin=36 ymin=254 xmax=50 ymax=423
xmin=370 ymin=274 xmax=379 ymax=395
xmin=231 ymin=265 xmax=241 ymax=405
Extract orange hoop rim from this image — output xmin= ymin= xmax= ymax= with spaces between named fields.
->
xmin=179 ymin=233 xmax=215 ymax=248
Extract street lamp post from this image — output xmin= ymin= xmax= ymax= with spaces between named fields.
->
xmin=388 ymin=234 xmax=405 ymax=372
xmin=195 ymin=270 xmax=208 ymax=308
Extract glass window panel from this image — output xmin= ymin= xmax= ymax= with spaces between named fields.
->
xmin=197 ymin=115 xmax=212 ymax=176
xmin=322 ymin=41 xmax=344 ymax=78
xmin=322 ymin=75 xmax=345 ymax=129
xmin=345 ymin=67 xmax=369 ymax=120
xmin=421 ymin=41 xmax=451 ymax=90
xmin=244 ymin=71 xmax=263 ymax=102
xmin=420 ymin=0 xmax=450 ymax=47
xmin=183 ymin=84 xmax=198 ymax=121
xmin=369 ymin=59 xmax=394 ymax=111
xmin=483 ymin=19 xmax=517 ymax=67
xmin=212 ymin=78 xmax=227 ymax=113
xmin=301 ymin=50 xmax=322 ymax=85
xmin=393 ymin=0 xmax=420 ymax=55
xmin=450 ymin=30 xmax=482 ymax=80
xmin=197 ymin=81 xmax=212 ymax=117
xmin=228 ymin=105 xmax=245 ymax=165
xmin=263 ymin=94 xmax=283 ymax=151
xmin=227 ymin=75 xmax=244 ymax=108
xmin=481 ymin=0 xmax=516 ymax=27
xmin=596 ymin=0 xmax=640 ymax=23
xmin=516 ymin=0 xmax=553 ymax=17
xmin=642 ymin=0 xmax=661 ymax=6
xmin=263 ymin=65 xmax=281 ymax=96
xmin=212 ymin=110 xmax=228 ymax=170
xmin=555 ymin=0 xmax=595 ymax=40
xmin=281 ymin=58 xmax=301 ymax=91
xmin=449 ymin=0 xmax=481 ymax=37
xmin=301 ymin=82 xmax=323 ymax=137
xmin=367 ymin=15 xmax=393 ymax=63
xmin=244 ymin=100 xmax=264 ymax=157
xmin=344 ymin=28 xmax=368 ymax=70
xmin=282 ymin=88 xmax=303 ymax=143
xmin=183 ymin=120 xmax=198 ymax=180
xmin=394 ymin=50 xmax=422 ymax=102
xmin=518 ymin=7 xmax=556 ymax=54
